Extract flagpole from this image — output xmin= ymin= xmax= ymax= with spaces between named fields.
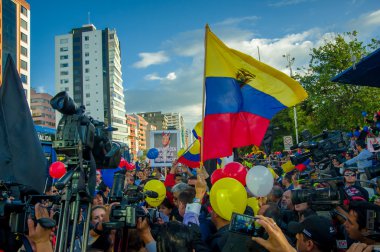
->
xmin=200 ymin=24 xmax=209 ymax=169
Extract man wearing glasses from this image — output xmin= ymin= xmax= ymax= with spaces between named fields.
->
xmin=343 ymin=168 xmax=369 ymax=202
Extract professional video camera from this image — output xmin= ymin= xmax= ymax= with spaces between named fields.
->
xmin=290 ymin=130 xmax=348 ymax=166
xmin=50 ymin=91 xmax=121 ymax=169
xmin=104 ymin=171 xmax=160 ymax=229
xmin=0 ymin=182 xmax=60 ymax=235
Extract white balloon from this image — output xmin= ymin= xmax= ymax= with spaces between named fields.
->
xmin=245 ymin=165 xmax=274 ymax=197
xmin=137 ymin=150 xmax=144 ymax=158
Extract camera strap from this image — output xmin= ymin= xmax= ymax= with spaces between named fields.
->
xmin=21 ymin=235 xmax=33 ymax=252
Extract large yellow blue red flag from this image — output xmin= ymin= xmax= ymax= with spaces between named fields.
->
xmin=203 ymin=26 xmax=308 ymax=160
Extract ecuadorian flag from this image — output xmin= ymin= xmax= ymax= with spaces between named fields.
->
xmin=203 ymin=26 xmax=308 ymax=160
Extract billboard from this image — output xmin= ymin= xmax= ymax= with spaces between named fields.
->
xmin=150 ymin=130 xmax=181 ymax=167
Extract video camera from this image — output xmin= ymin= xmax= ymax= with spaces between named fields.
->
xmin=50 ymin=91 xmax=121 ymax=169
xmin=1 ymin=192 xmax=60 ymax=234
xmin=103 ymin=172 xmax=160 ymax=229
xmin=290 ymin=130 xmax=348 ymax=166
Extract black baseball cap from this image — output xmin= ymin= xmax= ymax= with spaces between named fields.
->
xmin=288 ymin=216 xmax=336 ymax=249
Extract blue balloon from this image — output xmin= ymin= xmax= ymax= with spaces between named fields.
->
xmin=354 ymin=130 xmax=360 ymax=138
xmin=376 ymin=122 xmax=380 ymax=129
xmin=363 ymin=126 xmax=369 ymax=132
xmin=362 ymin=111 xmax=367 ymax=117
xmin=147 ymin=148 xmax=159 ymax=159
xmin=346 ymin=132 xmax=353 ymax=137
xmin=101 ymin=168 xmax=121 ymax=188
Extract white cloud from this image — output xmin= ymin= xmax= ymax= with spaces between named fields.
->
xmin=144 ymin=72 xmax=177 ymax=81
xmin=166 ymin=72 xmax=177 ymax=80
xmin=349 ymin=9 xmax=380 ymax=35
xmin=144 ymin=73 xmax=163 ymax=81
xmin=268 ymin=0 xmax=310 ymax=7
xmin=133 ymin=51 xmax=169 ymax=68
xmin=36 ymin=86 xmax=46 ymax=93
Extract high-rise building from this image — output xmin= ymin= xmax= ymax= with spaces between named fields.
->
xmin=138 ymin=111 xmax=168 ymax=130
xmin=30 ymin=88 xmax=55 ymax=128
xmin=126 ymin=114 xmax=138 ymax=159
xmin=0 ymin=0 xmax=31 ymax=105
xmin=55 ymin=24 xmax=128 ymax=142
xmin=127 ymin=114 xmax=156 ymax=160
xmin=164 ymin=112 xmax=185 ymax=147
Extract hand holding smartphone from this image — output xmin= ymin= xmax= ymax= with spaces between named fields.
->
xmin=229 ymin=213 xmax=259 ymax=236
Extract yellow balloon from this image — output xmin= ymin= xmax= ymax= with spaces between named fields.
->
xmin=144 ymin=180 xmax=166 ymax=207
xmin=177 ymin=148 xmax=185 ymax=157
xmin=247 ymin=197 xmax=260 ymax=215
xmin=210 ymin=178 xmax=247 ymax=221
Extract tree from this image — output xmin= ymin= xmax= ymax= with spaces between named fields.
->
xmin=294 ymin=31 xmax=380 ymax=134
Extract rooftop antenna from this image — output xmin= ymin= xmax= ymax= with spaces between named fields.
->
xmin=88 ymin=11 xmax=91 ymax=24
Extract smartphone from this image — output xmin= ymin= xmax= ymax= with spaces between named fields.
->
xmin=229 ymin=213 xmax=258 ymax=236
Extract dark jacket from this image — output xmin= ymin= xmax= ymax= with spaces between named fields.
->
xmin=207 ymin=224 xmax=229 ymax=252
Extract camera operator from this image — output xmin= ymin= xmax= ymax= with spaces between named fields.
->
xmin=24 ymin=203 xmax=55 ymax=252
xmin=339 ymin=140 xmax=372 ymax=187
xmin=88 ymin=205 xmax=115 ymax=252
xmin=343 ymin=201 xmax=380 ymax=246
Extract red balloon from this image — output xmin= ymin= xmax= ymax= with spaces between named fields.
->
xmin=211 ymin=169 xmax=226 ymax=184
xmin=222 ymin=162 xmax=247 ymax=186
xmin=119 ymin=157 xmax=126 ymax=168
xmin=49 ymin=161 xmax=66 ymax=179
xmin=125 ymin=162 xmax=134 ymax=170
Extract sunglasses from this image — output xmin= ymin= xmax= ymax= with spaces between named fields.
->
xmin=344 ymin=173 xmax=356 ymax=177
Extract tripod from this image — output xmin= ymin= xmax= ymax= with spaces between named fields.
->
xmin=54 ymin=143 xmax=95 ymax=252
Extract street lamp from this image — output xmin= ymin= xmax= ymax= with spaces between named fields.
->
xmin=283 ymin=53 xmax=299 ymax=144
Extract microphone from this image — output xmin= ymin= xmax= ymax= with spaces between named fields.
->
xmin=144 ymin=190 xmax=159 ymax=198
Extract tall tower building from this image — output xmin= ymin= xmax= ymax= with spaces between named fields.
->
xmin=0 ymin=0 xmax=31 ymax=105
xmin=55 ymin=24 xmax=128 ymax=142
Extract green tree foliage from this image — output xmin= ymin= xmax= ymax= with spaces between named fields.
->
xmin=238 ymin=31 xmax=380 ymax=155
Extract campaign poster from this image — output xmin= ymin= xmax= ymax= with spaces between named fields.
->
xmin=150 ymin=130 xmax=180 ymax=167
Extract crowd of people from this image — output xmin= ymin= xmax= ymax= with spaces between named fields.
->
xmin=6 ymin=112 xmax=380 ymax=252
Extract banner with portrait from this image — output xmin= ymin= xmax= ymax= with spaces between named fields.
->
xmin=150 ymin=130 xmax=181 ymax=167
xmin=367 ymin=137 xmax=380 ymax=152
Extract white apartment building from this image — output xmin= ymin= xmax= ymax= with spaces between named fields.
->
xmin=54 ymin=24 xmax=128 ymax=142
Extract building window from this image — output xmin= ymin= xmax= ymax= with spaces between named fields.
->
xmin=85 ymin=76 xmax=90 ymax=81
xmin=86 ymin=93 xmax=90 ymax=98
xmin=21 ymin=19 xmax=28 ymax=30
xmin=20 ymin=74 xmax=28 ymax=83
xmin=84 ymin=44 xmax=89 ymax=49
xmin=21 ymin=6 xmax=28 ymax=17
xmin=60 ymin=71 xmax=68 ymax=76
xmin=60 ymin=79 xmax=69 ymax=84
xmin=65 ymin=87 xmax=69 ymax=91
xmin=84 ymin=36 xmax=89 ymax=41
xmin=60 ymin=38 xmax=68 ymax=44
xmin=60 ymin=55 xmax=68 ymax=60
xmin=60 ymin=47 xmax=68 ymax=52
xmin=85 ymin=60 xmax=89 ymax=65
xmin=21 ymin=60 xmax=27 ymax=70
xmin=60 ymin=63 xmax=68 ymax=68
xmin=109 ymin=34 xmax=114 ymax=40
xmin=85 ymin=84 xmax=90 ymax=89
xmin=85 ymin=52 xmax=89 ymax=57
xmin=21 ymin=32 xmax=28 ymax=43
xmin=85 ymin=69 xmax=89 ymax=73
xmin=21 ymin=46 xmax=28 ymax=56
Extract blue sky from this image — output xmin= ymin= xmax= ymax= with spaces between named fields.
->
xmin=29 ymin=0 xmax=380 ymax=129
